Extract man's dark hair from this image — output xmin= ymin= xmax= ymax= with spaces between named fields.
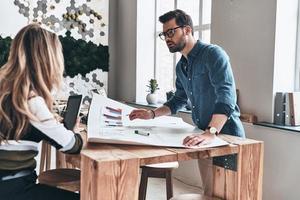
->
xmin=159 ymin=9 xmax=194 ymax=35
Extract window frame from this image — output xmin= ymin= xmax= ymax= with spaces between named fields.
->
xmin=295 ymin=0 xmax=300 ymax=91
xmin=153 ymin=0 xmax=211 ymax=91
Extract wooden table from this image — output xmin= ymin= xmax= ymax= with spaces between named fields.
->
xmin=65 ymin=134 xmax=263 ymax=200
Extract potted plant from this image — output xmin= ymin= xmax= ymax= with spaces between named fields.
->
xmin=146 ymin=79 xmax=159 ymax=104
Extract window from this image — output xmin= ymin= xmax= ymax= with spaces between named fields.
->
xmin=154 ymin=0 xmax=212 ymax=99
xmin=296 ymin=0 xmax=300 ymax=91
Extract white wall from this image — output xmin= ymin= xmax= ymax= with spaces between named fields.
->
xmin=136 ymin=1 xmax=156 ymax=102
xmin=108 ymin=0 xmax=156 ymax=102
xmin=108 ymin=0 xmax=137 ymax=101
xmin=273 ymin=0 xmax=298 ymax=93
xmin=108 ymin=0 xmax=118 ymax=98
xmin=211 ymin=0 xmax=277 ymax=122
xmin=211 ymin=0 xmax=298 ymax=122
xmin=0 ymin=1 xmax=27 ymax=37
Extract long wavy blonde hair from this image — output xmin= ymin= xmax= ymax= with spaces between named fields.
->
xmin=0 ymin=24 xmax=64 ymax=142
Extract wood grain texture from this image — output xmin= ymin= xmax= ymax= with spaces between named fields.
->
xmin=65 ymin=153 xmax=81 ymax=168
xmin=80 ymin=144 xmax=140 ymax=200
xmin=211 ymin=136 xmax=263 ymax=200
xmin=39 ymin=141 xmax=52 ymax=173
xmin=212 ymin=166 xmax=237 ymax=200
xmin=237 ymin=142 xmax=264 ymax=200
xmin=39 ymin=141 xmax=47 ymax=173
xmin=56 ymin=151 xmax=67 ymax=169
xmin=117 ymin=145 xmax=177 ymax=166
xmin=168 ymin=145 xmax=238 ymax=161
xmin=81 ymin=155 xmax=119 ymax=200
xmin=38 ymin=168 xmax=80 ymax=192
xmin=224 ymin=169 xmax=237 ymax=200
xmin=219 ymin=135 xmax=260 ymax=145
xmin=118 ymin=157 xmax=140 ymax=200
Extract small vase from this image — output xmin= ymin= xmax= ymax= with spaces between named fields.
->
xmin=146 ymin=92 xmax=158 ymax=104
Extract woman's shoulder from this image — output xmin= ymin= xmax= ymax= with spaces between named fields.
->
xmin=28 ymin=95 xmax=53 ymax=121
xmin=28 ymin=95 xmax=46 ymax=107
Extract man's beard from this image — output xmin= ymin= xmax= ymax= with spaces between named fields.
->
xmin=167 ymin=38 xmax=186 ymax=53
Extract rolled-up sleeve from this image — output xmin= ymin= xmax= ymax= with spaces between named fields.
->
xmin=28 ymin=96 xmax=83 ymax=154
xmin=164 ymin=76 xmax=187 ymax=114
xmin=207 ymin=46 xmax=237 ymax=117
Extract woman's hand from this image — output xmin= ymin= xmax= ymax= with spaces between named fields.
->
xmin=73 ymin=117 xmax=81 ymax=133
xmin=183 ymin=132 xmax=216 ymax=147
xmin=129 ymin=109 xmax=154 ymax=120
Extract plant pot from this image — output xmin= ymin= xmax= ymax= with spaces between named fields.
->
xmin=146 ymin=93 xmax=158 ymax=104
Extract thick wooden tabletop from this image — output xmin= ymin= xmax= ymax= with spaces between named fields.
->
xmin=65 ymin=134 xmax=262 ymax=168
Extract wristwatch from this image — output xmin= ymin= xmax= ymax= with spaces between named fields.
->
xmin=206 ymin=126 xmax=219 ymax=135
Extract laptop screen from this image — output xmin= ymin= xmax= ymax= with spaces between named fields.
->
xmin=63 ymin=95 xmax=82 ymax=130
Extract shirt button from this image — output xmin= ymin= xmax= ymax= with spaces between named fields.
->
xmin=188 ymin=78 xmax=191 ymax=81
xmin=192 ymin=106 xmax=195 ymax=109
xmin=190 ymin=92 xmax=193 ymax=95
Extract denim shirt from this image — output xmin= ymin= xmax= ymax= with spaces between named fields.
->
xmin=164 ymin=41 xmax=245 ymax=137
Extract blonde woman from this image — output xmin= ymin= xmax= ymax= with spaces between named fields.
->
xmin=0 ymin=24 xmax=82 ymax=199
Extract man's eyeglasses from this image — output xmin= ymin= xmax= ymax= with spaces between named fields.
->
xmin=158 ymin=26 xmax=185 ymax=41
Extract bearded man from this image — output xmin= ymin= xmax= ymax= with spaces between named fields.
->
xmin=129 ymin=9 xmax=245 ymax=195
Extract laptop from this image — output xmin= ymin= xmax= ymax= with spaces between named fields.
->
xmin=63 ymin=95 xmax=83 ymax=130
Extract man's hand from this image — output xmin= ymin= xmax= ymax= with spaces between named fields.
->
xmin=183 ymin=131 xmax=216 ymax=147
xmin=129 ymin=109 xmax=154 ymax=120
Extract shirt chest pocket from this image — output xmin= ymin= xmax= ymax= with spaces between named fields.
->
xmin=192 ymin=68 xmax=210 ymax=94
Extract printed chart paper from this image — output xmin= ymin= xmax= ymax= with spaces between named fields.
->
xmin=87 ymin=93 xmax=229 ymax=148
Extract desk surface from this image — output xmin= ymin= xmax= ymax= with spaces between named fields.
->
xmin=79 ymin=134 xmax=257 ymax=164
xmin=66 ymin=132 xmax=257 ymax=167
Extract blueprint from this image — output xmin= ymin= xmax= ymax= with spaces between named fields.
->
xmin=87 ymin=93 xmax=229 ymax=148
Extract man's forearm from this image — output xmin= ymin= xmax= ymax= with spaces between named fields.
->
xmin=208 ymin=114 xmax=228 ymax=134
xmin=153 ymin=106 xmax=172 ymax=118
